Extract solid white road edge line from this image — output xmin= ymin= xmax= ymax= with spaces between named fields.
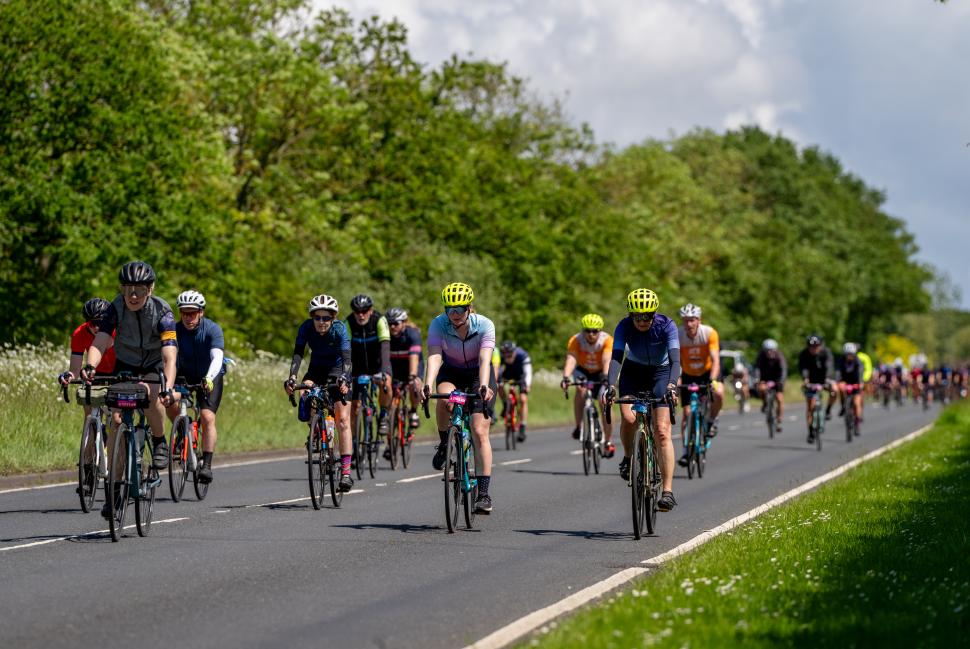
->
xmin=0 ymin=517 xmax=190 ymax=553
xmin=466 ymin=422 xmax=933 ymax=649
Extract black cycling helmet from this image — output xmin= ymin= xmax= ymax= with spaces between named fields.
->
xmin=118 ymin=260 xmax=156 ymax=285
xmin=386 ymin=307 xmax=408 ymax=324
xmin=806 ymin=333 xmax=823 ymax=346
xmin=500 ymin=340 xmax=516 ymax=353
xmin=350 ymin=294 xmax=373 ymax=312
xmin=83 ymin=298 xmax=111 ymax=322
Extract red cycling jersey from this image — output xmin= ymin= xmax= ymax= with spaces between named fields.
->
xmin=71 ymin=323 xmax=116 ymax=374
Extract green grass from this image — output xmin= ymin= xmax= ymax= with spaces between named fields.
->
xmin=0 ymin=344 xmax=572 ymax=475
xmin=523 ymin=401 xmax=970 ymax=648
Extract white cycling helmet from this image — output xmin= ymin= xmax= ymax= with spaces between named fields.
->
xmin=762 ymin=338 xmax=779 ymax=351
xmin=843 ymin=342 xmax=858 ymax=355
xmin=308 ymin=294 xmax=339 ymax=315
xmin=176 ymin=290 xmax=206 ymax=310
xmin=679 ymin=303 xmax=702 ymax=318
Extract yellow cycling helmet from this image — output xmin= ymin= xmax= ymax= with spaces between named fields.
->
xmin=441 ymin=282 xmax=474 ymax=307
xmin=627 ymin=288 xmax=660 ymax=314
xmin=581 ymin=313 xmax=604 ymax=330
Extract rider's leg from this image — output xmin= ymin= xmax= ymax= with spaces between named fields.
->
xmin=710 ymin=382 xmax=724 ymax=420
xmin=653 ymin=406 xmax=675 ymax=493
xmin=619 ymin=402 xmax=636 ymax=457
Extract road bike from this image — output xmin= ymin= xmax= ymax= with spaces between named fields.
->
xmin=424 ymin=389 xmax=487 ymax=533
xmin=501 ymin=380 xmax=522 ymax=451
xmin=353 ymin=374 xmax=384 ymax=479
xmin=291 ymin=380 xmax=346 ymax=509
xmin=683 ymin=382 xmax=710 ymax=480
xmin=387 ymin=379 xmax=414 ymax=469
xmin=62 ymin=379 xmax=111 ymax=513
xmin=843 ymin=383 xmax=863 ymax=442
xmin=762 ymin=380 xmax=780 ymax=439
xmin=564 ymin=379 xmax=607 ymax=475
xmin=168 ymin=380 xmax=208 ymax=502
xmin=607 ymin=392 xmax=675 ymax=540
xmin=805 ymin=383 xmax=827 ymax=452
xmin=732 ymin=375 xmax=747 ymax=414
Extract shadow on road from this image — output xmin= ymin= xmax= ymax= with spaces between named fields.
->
xmin=332 ymin=522 xmax=443 ymax=534
xmin=515 ymin=528 xmax=633 ymax=541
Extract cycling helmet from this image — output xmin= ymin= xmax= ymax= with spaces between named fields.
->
xmin=350 ymin=294 xmax=373 ymax=312
xmin=176 ymin=290 xmax=206 ymax=310
xmin=118 ymin=260 xmax=155 ymax=285
xmin=627 ymin=288 xmax=659 ymax=314
xmin=308 ymin=294 xmax=339 ymax=314
xmin=679 ymin=303 xmax=702 ymax=318
xmin=843 ymin=342 xmax=858 ymax=355
xmin=500 ymin=341 xmax=516 ymax=353
xmin=441 ymin=282 xmax=474 ymax=307
xmin=581 ymin=313 xmax=604 ymax=330
xmin=386 ymin=307 xmax=408 ymax=324
xmin=82 ymin=298 xmax=111 ymax=322
xmin=806 ymin=333 xmax=823 ymax=346
xmin=762 ymin=338 xmax=779 ymax=351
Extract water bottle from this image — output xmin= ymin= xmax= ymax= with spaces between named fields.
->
xmin=187 ymin=421 xmax=199 ymax=471
xmin=325 ymin=415 xmax=335 ymax=446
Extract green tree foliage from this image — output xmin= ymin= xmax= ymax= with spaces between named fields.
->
xmin=0 ymin=0 xmax=939 ymax=364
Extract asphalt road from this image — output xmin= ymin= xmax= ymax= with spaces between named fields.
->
xmin=0 ymin=401 xmax=938 ymax=649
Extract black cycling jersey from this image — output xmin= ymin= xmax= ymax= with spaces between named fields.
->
xmin=389 ymin=324 xmax=423 ymax=379
xmin=798 ymin=347 xmax=832 ymax=384
xmin=347 ymin=312 xmax=391 ymax=376
xmin=755 ymin=350 xmax=788 ymax=383
xmin=837 ymin=355 xmax=864 ymax=384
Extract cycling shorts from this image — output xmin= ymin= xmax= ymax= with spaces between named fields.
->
xmin=180 ymin=374 xmax=224 ymax=413
xmin=618 ymin=361 xmax=671 ymax=408
xmin=436 ymin=365 xmax=497 ymax=415
xmin=679 ymin=372 xmax=712 ymax=405
xmin=573 ymin=368 xmax=607 ymax=399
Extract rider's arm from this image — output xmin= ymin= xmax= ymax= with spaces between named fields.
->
xmin=206 ymin=322 xmax=226 ymax=380
xmin=289 ymin=322 xmax=309 ymax=379
xmin=607 ymin=321 xmax=626 ymax=388
xmin=425 ymin=347 xmax=442 ymax=390
xmin=407 ymin=327 xmax=421 ymax=377
xmin=522 ymin=353 xmax=533 ymax=390
xmin=562 ymin=353 xmax=577 ymax=379
xmin=479 ymin=344 xmax=494 ymax=388
xmin=161 ymin=345 xmax=177 ymax=392
xmin=708 ymin=329 xmax=721 ymax=380
xmin=664 ymin=320 xmax=681 ymax=386
xmin=378 ymin=316 xmax=391 ymax=376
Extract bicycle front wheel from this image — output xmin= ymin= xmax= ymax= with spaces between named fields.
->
xmin=366 ymin=417 xmax=378 ymax=479
xmin=814 ymin=408 xmax=823 ymax=451
xmin=463 ymin=436 xmax=478 ymax=530
xmin=307 ymin=418 xmax=325 ymax=510
xmin=581 ymin=409 xmax=592 ymax=476
xmin=686 ymin=414 xmax=697 ymax=480
xmin=388 ymin=412 xmax=400 ymax=470
xmin=353 ymin=414 xmax=364 ymax=480
xmin=77 ymin=416 xmax=100 ymax=513
xmin=444 ymin=427 xmax=461 ymax=533
xmin=767 ymin=395 xmax=776 ymax=439
xmin=168 ymin=417 xmax=189 ymax=503
xmin=694 ymin=425 xmax=705 ymax=480
xmin=134 ymin=431 xmax=157 ymax=537
xmin=631 ymin=427 xmax=648 ymax=540
xmin=108 ymin=425 xmax=131 ymax=542
xmin=401 ymin=418 xmax=412 ymax=469
xmin=591 ymin=410 xmax=602 ymax=475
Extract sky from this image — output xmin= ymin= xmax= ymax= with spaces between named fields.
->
xmin=325 ymin=0 xmax=970 ymax=308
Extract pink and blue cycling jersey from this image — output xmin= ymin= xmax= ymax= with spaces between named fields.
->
xmin=427 ymin=313 xmax=496 ymax=369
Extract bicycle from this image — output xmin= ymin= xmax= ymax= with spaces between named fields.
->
xmin=683 ymin=382 xmax=710 ymax=480
xmin=387 ymin=379 xmax=414 ymax=470
xmin=564 ymin=379 xmax=607 ymax=475
xmin=805 ymin=383 xmax=827 ymax=452
xmin=732 ymin=375 xmax=746 ymax=414
xmin=168 ymin=380 xmax=208 ymax=502
xmin=762 ymin=380 xmax=779 ymax=439
xmin=843 ymin=383 xmax=863 ymax=442
xmin=290 ymin=380 xmax=347 ymax=509
xmin=61 ymin=379 xmax=111 ymax=513
xmin=606 ymin=392 xmax=676 ymax=540
xmin=501 ymin=380 xmax=522 ymax=451
xmin=353 ymin=374 xmax=384 ymax=479
xmin=98 ymin=373 xmax=165 ymax=542
xmin=424 ymin=388 xmax=488 ymax=533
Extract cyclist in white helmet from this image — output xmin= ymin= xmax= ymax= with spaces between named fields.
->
xmin=676 ymin=303 xmax=724 ymax=467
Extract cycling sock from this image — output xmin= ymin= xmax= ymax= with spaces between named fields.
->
xmin=340 ymin=454 xmax=352 ymax=475
xmin=202 ymin=451 xmax=213 ymax=467
xmin=380 ymin=407 xmax=388 ymax=419
xmin=438 ymin=429 xmax=449 ymax=446
xmin=477 ymin=475 xmax=490 ymax=495
xmin=151 ymin=435 xmax=165 ymax=448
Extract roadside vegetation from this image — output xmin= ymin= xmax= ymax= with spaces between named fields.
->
xmin=524 ymin=401 xmax=970 ymax=648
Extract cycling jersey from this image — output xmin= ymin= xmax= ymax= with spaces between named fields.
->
xmin=175 ymin=318 xmax=225 ymax=381
xmin=427 ymin=313 xmax=496 ymax=369
xmin=678 ymin=324 xmax=720 ymax=377
xmin=347 ymin=312 xmax=391 ymax=376
xmin=98 ymin=296 xmax=177 ymax=369
xmin=754 ymin=350 xmax=787 ymax=383
xmin=567 ymin=331 xmax=613 ymax=373
xmin=798 ymin=347 xmax=833 ymax=384
xmin=837 ymin=355 xmax=864 ymax=384
xmin=293 ymin=319 xmax=351 ymax=374
xmin=71 ymin=323 xmax=116 ymax=374
xmin=608 ymin=313 xmax=680 ymax=388
xmin=390 ymin=324 xmax=423 ymax=378
xmin=500 ymin=347 xmax=533 ymax=387
xmin=857 ymin=351 xmax=873 ymax=382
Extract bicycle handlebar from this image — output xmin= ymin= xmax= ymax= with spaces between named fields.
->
xmin=288 ymin=380 xmax=348 ymax=407
xmin=605 ymin=392 xmax=677 ymax=426
xmin=562 ymin=379 xmax=608 ymax=400
xmin=61 ymin=374 xmax=164 ymax=404
xmin=422 ymin=388 xmax=491 ymax=421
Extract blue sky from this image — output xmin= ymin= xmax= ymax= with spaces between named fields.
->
xmin=330 ymin=0 xmax=970 ymax=307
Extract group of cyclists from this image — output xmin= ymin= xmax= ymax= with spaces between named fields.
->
xmin=58 ymin=261 xmax=965 ymax=524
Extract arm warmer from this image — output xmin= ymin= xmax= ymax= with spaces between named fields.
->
xmin=608 ymin=358 xmax=622 ymax=387
xmin=289 ymin=354 xmax=303 ymax=378
xmin=523 ymin=360 xmax=533 ymax=388
xmin=668 ymin=357 xmax=681 ymax=385
xmin=380 ymin=340 xmax=391 ymax=375
xmin=206 ymin=348 xmax=224 ymax=380
xmin=342 ymin=348 xmax=352 ymax=377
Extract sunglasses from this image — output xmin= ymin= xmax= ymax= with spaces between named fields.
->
xmin=583 ymin=328 xmax=601 ymax=335
xmin=445 ymin=306 xmax=469 ymax=316
xmin=121 ymin=285 xmax=150 ymax=298
xmin=313 ymin=315 xmax=335 ymax=323
xmin=388 ymin=320 xmax=405 ymax=326
xmin=630 ymin=313 xmax=655 ymax=323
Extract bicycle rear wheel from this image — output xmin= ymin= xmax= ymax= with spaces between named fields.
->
xmin=168 ymin=417 xmax=189 ymax=503
xmin=366 ymin=417 xmax=378 ymax=478
xmin=307 ymin=418 xmax=325 ymax=510
xmin=353 ymin=414 xmax=364 ymax=480
xmin=134 ymin=430 xmax=157 ymax=537
xmin=444 ymin=427 xmax=461 ymax=533
xmin=631 ymin=427 xmax=648 ymax=540
xmin=108 ymin=425 xmax=131 ymax=542
xmin=463 ymin=436 xmax=478 ymax=530
xmin=77 ymin=417 xmax=100 ymax=513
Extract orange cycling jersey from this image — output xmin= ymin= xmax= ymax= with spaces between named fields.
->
xmin=678 ymin=324 xmax=719 ymax=377
xmin=567 ymin=331 xmax=613 ymax=373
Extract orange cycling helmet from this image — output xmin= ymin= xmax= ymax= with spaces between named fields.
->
xmin=627 ymin=288 xmax=659 ymax=314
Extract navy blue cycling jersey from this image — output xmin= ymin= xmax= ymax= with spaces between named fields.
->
xmin=390 ymin=325 xmax=423 ymax=377
xmin=294 ymin=319 xmax=351 ymax=371
xmin=837 ymin=355 xmax=863 ymax=384
xmin=176 ymin=318 xmax=225 ymax=380
xmin=500 ymin=347 xmax=531 ymax=377
xmin=611 ymin=314 xmax=680 ymax=367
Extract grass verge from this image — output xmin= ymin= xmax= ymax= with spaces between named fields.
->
xmin=522 ymin=401 xmax=970 ymax=648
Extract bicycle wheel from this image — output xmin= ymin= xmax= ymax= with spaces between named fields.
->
xmin=443 ymin=427 xmax=461 ymax=533
xmin=366 ymin=416 xmax=378 ymax=479
xmin=388 ymin=411 xmax=400 ymax=470
xmin=631 ymin=427 xmax=648 ymax=540
xmin=581 ymin=408 xmax=591 ymax=476
xmin=401 ymin=415 xmax=412 ymax=469
xmin=767 ymin=394 xmax=776 ymax=439
xmin=108 ymin=425 xmax=131 ymax=542
xmin=591 ymin=410 xmax=602 ymax=475
xmin=307 ymin=418 xmax=325 ymax=510
xmin=77 ymin=416 xmax=100 ymax=513
xmin=845 ymin=408 xmax=854 ymax=442
xmin=168 ymin=417 xmax=189 ymax=503
xmin=814 ymin=407 xmax=823 ymax=451
xmin=646 ymin=439 xmax=659 ymax=535
xmin=327 ymin=441 xmax=342 ymax=508
xmin=694 ymin=421 xmax=705 ymax=480
xmin=686 ymin=414 xmax=697 ymax=480
xmin=462 ymin=435 xmax=478 ymax=530
xmin=353 ymin=413 xmax=364 ymax=480
xmin=191 ymin=423 xmax=209 ymax=500
xmin=134 ymin=430 xmax=157 ymax=537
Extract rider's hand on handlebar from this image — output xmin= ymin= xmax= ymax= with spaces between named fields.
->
xmin=79 ymin=364 xmax=96 ymax=384
xmin=480 ymin=385 xmax=494 ymax=403
xmin=284 ymin=376 xmax=297 ymax=395
xmin=666 ymin=383 xmax=679 ymax=405
xmin=202 ymin=377 xmax=215 ymax=394
xmin=604 ymin=385 xmax=617 ymax=404
xmin=560 ymin=376 xmax=570 ymax=391
xmin=422 ymin=384 xmax=431 ymax=404
xmin=58 ymin=371 xmax=75 ymax=386
xmin=159 ymin=390 xmax=175 ymax=407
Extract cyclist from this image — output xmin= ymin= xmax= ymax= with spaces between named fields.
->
xmin=836 ymin=342 xmax=865 ymax=432
xmin=604 ymin=288 xmax=680 ymax=512
xmin=676 ymin=303 xmax=722 ymax=467
xmin=798 ymin=333 xmax=835 ymax=444
xmin=164 ymin=290 xmax=225 ymax=485
xmin=347 ymin=294 xmax=393 ymax=441
xmin=497 ymin=340 xmax=532 ymax=442
xmin=560 ymin=313 xmax=615 ymax=457
xmin=58 ymin=298 xmax=117 ymax=492
xmin=80 ymin=261 xmax=178 ymax=519
xmin=422 ymin=282 xmax=497 ymax=514
xmin=284 ymin=294 xmax=354 ymax=491
xmin=384 ymin=306 xmax=423 ymax=460
xmin=754 ymin=338 xmax=787 ymax=433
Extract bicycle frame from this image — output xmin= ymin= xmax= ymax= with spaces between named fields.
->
xmin=445 ymin=395 xmax=477 ymax=496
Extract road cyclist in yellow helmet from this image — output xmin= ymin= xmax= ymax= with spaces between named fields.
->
xmin=560 ymin=313 xmax=616 ymax=457
xmin=422 ymin=282 xmax=498 ymax=514
xmin=603 ymin=288 xmax=681 ymax=512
